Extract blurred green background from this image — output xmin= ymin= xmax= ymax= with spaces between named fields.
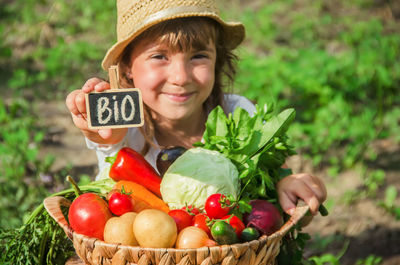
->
xmin=0 ymin=0 xmax=399 ymax=264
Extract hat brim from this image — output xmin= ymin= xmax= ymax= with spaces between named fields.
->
xmin=101 ymin=12 xmax=245 ymax=70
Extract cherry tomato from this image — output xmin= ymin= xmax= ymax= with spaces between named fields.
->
xmin=168 ymin=209 xmax=193 ymax=232
xmin=181 ymin=205 xmax=201 ymax=216
xmin=192 ymin=213 xmax=211 ymax=238
xmin=205 ymin=193 xmax=231 ymax=219
xmin=221 ymin=215 xmax=245 ymax=238
xmin=108 ymin=191 xmax=135 ymax=216
xmin=68 ymin=193 xmax=112 ymax=240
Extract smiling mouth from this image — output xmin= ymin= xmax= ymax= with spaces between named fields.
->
xmin=163 ymin=92 xmax=195 ymax=102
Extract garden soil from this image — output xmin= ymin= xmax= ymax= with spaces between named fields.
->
xmin=39 ymin=100 xmax=400 ymax=265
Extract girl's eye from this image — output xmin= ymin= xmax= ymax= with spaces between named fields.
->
xmin=151 ymin=54 xmax=167 ymax=60
xmin=192 ymin=53 xmax=208 ymax=60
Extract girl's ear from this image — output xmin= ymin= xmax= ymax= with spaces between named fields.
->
xmin=126 ymin=71 xmax=133 ymax=80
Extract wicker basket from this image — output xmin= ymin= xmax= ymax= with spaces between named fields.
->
xmin=44 ymin=196 xmax=309 ymax=265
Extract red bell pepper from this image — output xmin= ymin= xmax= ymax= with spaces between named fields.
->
xmin=106 ymin=147 xmax=162 ymax=197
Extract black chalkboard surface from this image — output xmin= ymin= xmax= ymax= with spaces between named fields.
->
xmin=86 ymin=88 xmax=144 ymax=129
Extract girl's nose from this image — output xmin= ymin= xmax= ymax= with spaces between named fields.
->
xmin=168 ymin=56 xmax=191 ymax=86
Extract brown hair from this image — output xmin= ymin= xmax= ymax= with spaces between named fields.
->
xmin=118 ymin=17 xmax=238 ymax=155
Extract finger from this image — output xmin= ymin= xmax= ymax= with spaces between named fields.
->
xmin=94 ymin=80 xmax=111 ymax=92
xmin=98 ymin=129 xmax=112 ymax=139
xmin=82 ymin=77 xmax=106 ymax=93
xmin=71 ymin=115 xmax=100 ymax=137
xmin=66 ymin=90 xmax=82 ymax=116
xmin=74 ymin=91 xmax=87 ymax=117
xmin=297 ymin=188 xmax=320 ymax=215
xmin=71 ymin=113 xmax=89 ymax=130
xmin=301 ymin=174 xmax=327 ymax=204
xmin=306 ymin=196 xmax=320 ymax=216
xmin=278 ymin=189 xmax=298 ymax=216
xmin=309 ymin=175 xmax=327 ymax=202
xmin=294 ymin=174 xmax=327 ymax=205
xmin=287 ymin=179 xmax=320 ymax=215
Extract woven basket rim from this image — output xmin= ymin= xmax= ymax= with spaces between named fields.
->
xmin=72 ymin=231 xmax=272 ymax=251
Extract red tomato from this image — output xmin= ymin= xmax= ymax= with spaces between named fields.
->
xmin=106 ymin=189 xmax=119 ymax=201
xmin=168 ymin=209 xmax=193 ymax=232
xmin=204 ymin=193 xmax=231 ymax=219
xmin=181 ymin=205 xmax=201 ymax=216
xmin=222 ymin=215 xmax=245 ymax=238
xmin=68 ymin=193 xmax=112 ymax=240
xmin=108 ymin=191 xmax=135 ymax=216
xmin=192 ymin=213 xmax=211 ymax=238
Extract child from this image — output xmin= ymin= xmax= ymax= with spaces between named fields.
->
xmin=66 ymin=0 xmax=326 ymax=217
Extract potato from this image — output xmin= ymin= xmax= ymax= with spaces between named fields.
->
xmin=104 ymin=212 xmax=138 ymax=246
xmin=133 ymin=209 xmax=177 ymax=248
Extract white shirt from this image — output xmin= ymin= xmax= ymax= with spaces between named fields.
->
xmin=87 ymin=94 xmax=256 ymax=180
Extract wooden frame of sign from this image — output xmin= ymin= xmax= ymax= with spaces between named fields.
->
xmin=85 ymin=66 xmax=144 ymax=129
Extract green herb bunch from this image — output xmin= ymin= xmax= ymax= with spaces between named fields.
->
xmin=0 ymin=178 xmax=115 ymax=265
xmin=0 ymin=196 xmax=75 ymax=265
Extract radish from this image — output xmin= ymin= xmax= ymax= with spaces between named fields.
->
xmin=243 ymin=200 xmax=283 ymax=236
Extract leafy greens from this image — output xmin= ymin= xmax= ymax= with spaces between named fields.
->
xmin=195 ymin=104 xmax=296 ymax=204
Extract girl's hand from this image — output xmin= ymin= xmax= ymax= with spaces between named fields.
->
xmin=65 ymin=77 xmax=128 ymax=144
xmin=277 ymin=173 xmax=327 ymax=216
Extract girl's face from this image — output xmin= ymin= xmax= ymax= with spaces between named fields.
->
xmin=128 ymin=38 xmax=217 ymax=123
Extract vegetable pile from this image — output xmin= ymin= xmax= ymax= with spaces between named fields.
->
xmin=0 ymin=104 xmax=323 ymax=265
xmin=68 ymin=188 xmax=283 ymax=250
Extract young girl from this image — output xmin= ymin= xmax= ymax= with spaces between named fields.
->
xmin=66 ymin=0 xmax=326 ymax=217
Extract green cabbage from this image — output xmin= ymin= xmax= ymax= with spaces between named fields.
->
xmin=160 ymin=147 xmax=239 ymax=210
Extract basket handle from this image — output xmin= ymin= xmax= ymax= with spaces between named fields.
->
xmin=275 ymin=200 xmax=310 ymax=237
xmin=43 ymin=196 xmax=73 ymax=239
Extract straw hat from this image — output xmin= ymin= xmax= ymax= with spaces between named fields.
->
xmin=102 ymin=0 xmax=245 ymax=70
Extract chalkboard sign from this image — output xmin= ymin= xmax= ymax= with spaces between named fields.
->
xmin=86 ymin=88 xmax=144 ymax=129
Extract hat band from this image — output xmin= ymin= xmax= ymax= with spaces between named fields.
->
xmin=121 ymin=5 xmax=218 ymax=41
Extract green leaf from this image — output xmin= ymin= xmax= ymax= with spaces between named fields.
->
xmin=232 ymin=107 xmax=253 ymax=140
xmin=203 ymin=106 xmax=229 ymax=140
xmin=237 ymin=108 xmax=295 ymax=162
xmin=238 ymin=199 xmax=252 ymax=214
